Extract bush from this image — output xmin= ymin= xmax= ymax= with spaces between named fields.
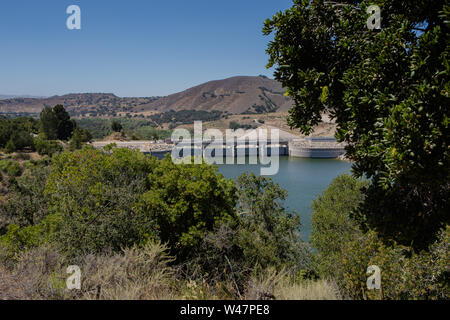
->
xmin=310 ymin=174 xmax=367 ymax=283
xmin=12 ymin=153 xmax=31 ymax=161
xmin=111 ymin=120 xmax=123 ymax=132
xmin=311 ymin=174 xmax=449 ymax=300
xmin=142 ymin=156 xmax=237 ymax=260
xmin=189 ymin=173 xmax=311 ymax=294
xmin=1 ymin=167 xmax=50 ymax=228
xmin=0 ymin=160 xmax=22 ymax=177
xmin=4 ymin=139 xmax=15 ymax=154
xmin=34 ymin=135 xmax=63 ymax=157
xmin=44 ymin=148 xmax=157 ymax=256
xmin=235 ymin=173 xmax=310 ymax=272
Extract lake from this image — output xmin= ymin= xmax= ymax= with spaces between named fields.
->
xmin=218 ymin=156 xmax=352 ymax=241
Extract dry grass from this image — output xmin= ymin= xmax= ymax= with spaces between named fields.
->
xmin=79 ymin=243 xmax=175 ymax=300
xmin=0 ymin=245 xmax=341 ymax=300
xmin=245 ymin=268 xmax=340 ymax=300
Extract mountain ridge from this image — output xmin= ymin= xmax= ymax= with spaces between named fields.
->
xmin=0 ymin=76 xmax=292 ymax=116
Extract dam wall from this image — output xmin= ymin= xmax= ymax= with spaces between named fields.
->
xmin=92 ymin=137 xmax=346 ymax=159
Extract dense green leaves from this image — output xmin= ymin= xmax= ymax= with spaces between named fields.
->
xmin=40 ymin=105 xmax=75 ymax=140
xmin=311 ymin=174 xmax=449 ymax=299
xmin=0 ymin=117 xmax=37 ymax=152
xmin=235 ymin=173 xmax=310 ymax=271
xmin=142 ymin=156 xmax=237 ymax=259
xmin=44 ymin=148 xmax=157 ymax=256
xmin=265 ymin=0 xmax=450 ymax=249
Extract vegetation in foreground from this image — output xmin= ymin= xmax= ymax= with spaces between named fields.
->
xmin=264 ymin=0 xmax=449 ymax=250
xmin=0 ymin=144 xmax=447 ymax=300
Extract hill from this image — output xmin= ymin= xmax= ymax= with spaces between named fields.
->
xmin=0 ymin=76 xmax=292 ymax=116
xmin=0 ymin=94 xmax=160 ymax=117
xmin=140 ymin=76 xmax=292 ymax=114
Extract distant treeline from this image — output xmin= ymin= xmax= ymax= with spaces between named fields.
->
xmin=76 ymin=118 xmax=173 ymax=140
xmin=148 ymin=110 xmax=224 ymax=126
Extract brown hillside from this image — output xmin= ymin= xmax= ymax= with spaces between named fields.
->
xmin=143 ymin=76 xmax=292 ymax=114
xmin=0 ymin=76 xmax=292 ymax=116
xmin=0 ymin=94 xmax=160 ymax=116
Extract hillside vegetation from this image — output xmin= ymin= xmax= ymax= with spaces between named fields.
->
xmin=0 ymin=76 xmax=292 ymax=117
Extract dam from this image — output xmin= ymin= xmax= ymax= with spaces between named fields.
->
xmin=91 ymin=136 xmax=346 ymax=159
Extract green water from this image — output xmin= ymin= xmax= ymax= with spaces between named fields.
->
xmin=218 ymin=156 xmax=352 ymax=241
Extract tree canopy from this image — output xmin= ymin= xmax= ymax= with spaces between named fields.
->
xmin=40 ymin=105 xmax=75 ymax=140
xmin=264 ymin=0 xmax=450 ymax=249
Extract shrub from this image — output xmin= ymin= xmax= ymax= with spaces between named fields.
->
xmin=34 ymin=135 xmax=63 ymax=157
xmin=4 ymin=139 xmax=15 ymax=154
xmin=44 ymin=148 xmax=157 ymax=256
xmin=189 ymin=173 xmax=311 ymax=295
xmin=310 ymin=174 xmax=368 ymax=282
xmin=111 ymin=120 xmax=123 ymax=132
xmin=0 ymin=160 xmax=22 ymax=177
xmin=235 ymin=173 xmax=310 ymax=272
xmin=245 ymin=268 xmax=340 ymax=300
xmin=142 ymin=156 xmax=237 ymax=260
xmin=79 ymin=242 xmax=174 ymax=300
xmin=12 ymin=153 xmax=31 ymax=161
xmin=311 ymin=174 xmax=449 ymax=300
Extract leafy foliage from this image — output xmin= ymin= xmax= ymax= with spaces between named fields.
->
xmin=40 ymin=105 xmax=75 ymax=140
xmin=311 ymin=174 xmax=449 ymax=299
xmin=111 ymin=120 xmax=123 ymax=132
xmin=34 ymin=134 xmax=63 ymax=157
xmin=44 ymin=147 xmax=157 ymax=256
xmin=235 ymin=173 xmax=310 ymax=271
xmin=0 ymin=116 xmax=37 ymax=152
xmin=264 ymin=0 xmax=450 ymax=249
xmin=142 ymin=156 xmax=237 ymax=260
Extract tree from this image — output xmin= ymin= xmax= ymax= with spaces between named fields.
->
xmin=69 ymin=128 xmax=92 ymax=151
xmin=235 ymin=173 xmax=310 ymax=271
xmin=39 ymin=107 xmax=58 ymax=140
xmin=142 ymin=156 xmax=237 ymax=260
xmin=40 ymin=105 xmax=74 ymax=140
xmin=310 ymin=174 xmax=368 ymax=285
xmin=311 ymin=174 xmax=449 ymax=300
xmin=4 ymin=139 xmax=16 ymax=154
xmin=264 ymin=0 xmax=449 ymax=249
xmin=53 ymin=105 xmax=75 ymax=140
xmin=111 ymin=120 xmax=123 ymax=132
xmin=44 ymin=148 xmax=157 ymax=256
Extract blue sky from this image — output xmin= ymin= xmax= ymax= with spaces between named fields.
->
xmin=0 ymin=0 xmax=293 ymax=97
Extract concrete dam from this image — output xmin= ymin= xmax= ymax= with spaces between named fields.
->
xmin=92 ymin=136 xmax=346 ymax=159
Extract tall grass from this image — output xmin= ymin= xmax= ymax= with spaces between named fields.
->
xmin=0 ymin=244 xmax=341 ymax=300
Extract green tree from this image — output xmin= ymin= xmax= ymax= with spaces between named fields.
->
xmin=111 ymin=120 xmax=123 ymax=132
xmin=142 ymin=156 xmax=237 ymax=260
xmin=39 ymin=107 xmax=58 ymax=140
xmin=235 ymin=173 xmax=310 ymax=271
xmin=264 ymin=0 xmax=450 ymax=249
xmin=4 ymin=139 xmax=16 ymax=154
xmin=44 ymin=148 xmax=158 ymax=256
xmin=311 ymin=174 xmax=449 ymax=299
xmin=69 ymin=128 xmax=84 ymax=150
xmin=40 ymin=105 xmax=74 ymax=140
xmin=310 ymin=174 xmax=368 ymax=285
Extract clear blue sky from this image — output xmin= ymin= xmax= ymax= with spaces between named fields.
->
xmin=0 ymin=0 xmax=293 ymax=97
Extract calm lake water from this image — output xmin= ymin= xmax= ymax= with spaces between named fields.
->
xmin=218 ymin=156 xmax=352 ymax=241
